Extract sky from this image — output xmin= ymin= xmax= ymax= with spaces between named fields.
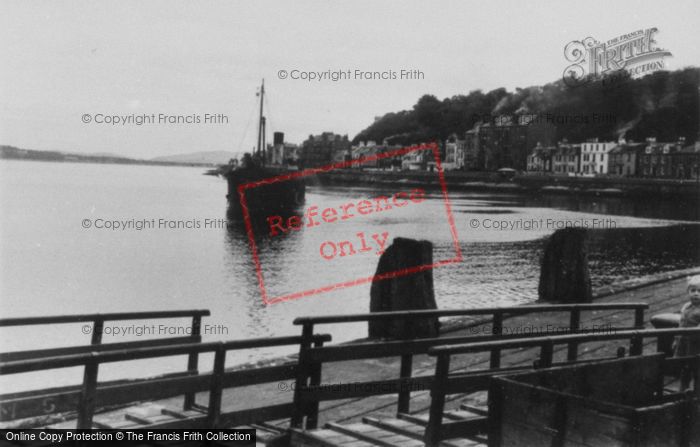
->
xmin=1 ymin=0 xmax=699 ymax=159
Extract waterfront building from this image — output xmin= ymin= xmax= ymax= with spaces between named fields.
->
xmin=351 ymin=142 xmax=380 ymax=169
xmin=402 ymin=147 xmax=428 ymax=170
xmin=638 ymin=137 xmax=695 ymax=179
xmin=551 ymin=141 xmax=581 ymax=175
xmin=580 ymin=139 xmax=617 ymax=175
xmin=300 ymin=132 xmax=350 ymax=168
xmin=444 ymin=134 xmax=465 ymax=170
xmin=526 ymin=143 xmax=555 ymax=173
xmin=466 ymin=115 xmax=556 ymax=171
xmin=607 ymin=141 xmax=644 ymax=177
xmin=464 ymin=127 xmax=479 ymax=170
xmin=332 ymin=148 xmax=352 ymax=164
xmin=350 ymin=141 xmax=403 ymax=169
xmin=676 ymin=142 xmax=700 ymax=180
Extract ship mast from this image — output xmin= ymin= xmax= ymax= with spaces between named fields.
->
xmin=256 ymin=79 xmax=266 ymax=164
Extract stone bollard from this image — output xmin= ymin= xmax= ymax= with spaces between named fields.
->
xmin=369 ymin=238 xmax=439 ymax=339
xmin=538 ymin=228 xmax=592 ymax=303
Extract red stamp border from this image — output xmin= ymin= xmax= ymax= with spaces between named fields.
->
xmin=238 ymin=142 xmax=463 ymax=305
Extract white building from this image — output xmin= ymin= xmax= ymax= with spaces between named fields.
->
xmin=580 ymin=139 xmax=617 ymax=175
xmin=443 ymin=134 xmax=465 ymax=170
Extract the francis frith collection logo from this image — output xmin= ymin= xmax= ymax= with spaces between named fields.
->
xmin=563 ymin=27 xmax=672 ymax=87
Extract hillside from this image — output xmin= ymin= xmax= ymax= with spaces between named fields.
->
xmin=352 ymin=68 xmax=699 ymax=146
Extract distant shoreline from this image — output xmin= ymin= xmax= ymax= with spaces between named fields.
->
xmin=0 ymin=145 xmax=222 ymax=168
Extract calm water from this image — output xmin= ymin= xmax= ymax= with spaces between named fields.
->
xmin=1 ymin=159 xmax=699 ymax=390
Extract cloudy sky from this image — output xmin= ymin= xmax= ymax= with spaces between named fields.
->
xmin=1 ymin=0 xmax=698 ymax=158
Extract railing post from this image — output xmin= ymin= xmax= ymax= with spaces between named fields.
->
xmin=490 ymin=313 xmax=503 ymax=369
xmin=657 ymin=333 xmax=675 ymax=357
xmin=207 ymin=344 xmax=226 ymax=427
xmin=291 ymin=323 xmax=314 ymax=428
xmin=77 ymin=357 xmax=99 ymax=429
xmin=634 ymin=307 xmax=645 ymax=329
xmin=91 ymin=319 xmax=103 ymax=345
xmin=397 ymin=354 xmax=413 ymax=414
xmin=567 ymin=309 xmax=581 ymax=361
xmin=487 ymin=379 xmax=504 ymax=447
xmin=184 ymin=315 xmax=202 ymax=409
xmin=539 ymin=340 xmax=554 ymax=368
xmin=425 ymin=354 xmax=450 ymax=447
xmin=305 ymin=336 xmax=325 ymax=429
xmin=630 ymin=333 xmax=643 ymax=356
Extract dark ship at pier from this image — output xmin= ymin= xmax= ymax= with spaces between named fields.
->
xmin=222 ymin=80 xmax=306 ymax=221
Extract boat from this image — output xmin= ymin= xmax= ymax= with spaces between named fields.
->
xmin=223 ymin=80 xmax=305 ymax=220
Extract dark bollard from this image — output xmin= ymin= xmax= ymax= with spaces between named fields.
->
xmin=369 ymin=237 xmax=439 ymax=339
xmin=538 ymin=228 xmax=592 ymax=303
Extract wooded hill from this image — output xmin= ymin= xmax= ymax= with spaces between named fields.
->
xmin=352 ymin=68 xmax=699 ymax=146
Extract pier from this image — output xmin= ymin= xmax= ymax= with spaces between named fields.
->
xmin=1 ymin=269 xmax=699 ymax=446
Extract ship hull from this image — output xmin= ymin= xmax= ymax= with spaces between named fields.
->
xmin=225 ymin=166 xmax=305 ymax=220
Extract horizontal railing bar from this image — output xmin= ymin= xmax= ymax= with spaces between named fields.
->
xmin=221 ymin=334 xmax=330 ymax=350
xmin=303 ymin=326 xmax=639 ymax=363
xmin=0 ymin=334 xmax=331 ymax=375
xmin=0 ymin=309 xmax=211 ymax=327
xmin=0 ymin=336 xmax=201 ymax=363
xmin=221 ymin=364 xmax=297 ymax=389
xmin=293 ymin=303 xmax=648 ymax=325
xmin=0 ymin=372 xmax=205 ymax=421
xmin=429 ymin=328 xmax=700 ymax=356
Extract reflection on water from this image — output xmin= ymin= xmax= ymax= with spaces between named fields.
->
xmin=588 ymin=225 xmax=700 ymax=283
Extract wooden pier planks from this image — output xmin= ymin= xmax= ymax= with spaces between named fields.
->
xmin=290 ymin=407 xmax=487 ymax=447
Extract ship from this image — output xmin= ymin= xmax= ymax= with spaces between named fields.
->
xmin=223 ymin=80 xmax=305 ymax=220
